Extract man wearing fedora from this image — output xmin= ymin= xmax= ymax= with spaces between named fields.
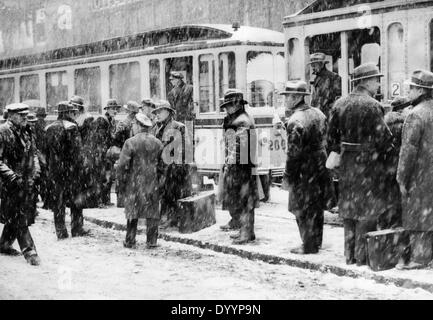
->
xmin=167 ymin=71 xmax=194 ymax=123
xmin=45 ymin=101 xmax=91 ymax=239
xmin=151 ymin=100 xmax=193 ymax=228
xmin=141 ymin=98 xmax=157 ymax=124
xmin=117 ymin=113 xmax=164 ymax=249
xmin=113 ymin=101 xmax=141 ymax=207
xmin=308 ymin=52 xmax=342 ymax=120
xmin=328 ymin=63 xmax=393 ymax=265
xmin=280 ymin=81 xmax=332 ymax=254
xmin=396 ymin=70 xmax=433 ymax=269
xmin=0 ymin=103 xmax=41 ymax=266
xmin=219 ymin=89 xmax=259 ymax=244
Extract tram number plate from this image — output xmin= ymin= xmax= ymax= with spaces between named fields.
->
xmin=391 ymin=82 xmax=401 ymax=97
xmin=268 ymin=138 xmax=286 ymax=151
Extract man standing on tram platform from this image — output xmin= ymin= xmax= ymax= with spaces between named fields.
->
xmin=167 ymin=71 xmax=194 ymax=123
xmin=281 ymin=81 xmax=332 ymax=254
xmin=327 ymin=63 xmax=393 ymax=266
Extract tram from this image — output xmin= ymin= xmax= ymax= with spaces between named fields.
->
xmin=283 ymin=0 xmax=433 ymax=105
xmin=0 ymin=24 xmax=287 ymax=196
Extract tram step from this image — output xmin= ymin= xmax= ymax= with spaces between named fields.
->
xmin=178 ymin=191 xmax=216 ymax=234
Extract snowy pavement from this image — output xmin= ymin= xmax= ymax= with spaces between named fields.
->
xmin=1 ymin=211 xmax=433 ymax=300
xmin=82 ymin=187 xmax=433 ymax=293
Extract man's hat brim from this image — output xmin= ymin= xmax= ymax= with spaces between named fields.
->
xmin=55 ymin=107 xmax=79 ymax=113
xmin=279 ymin=90 xmax=311 ymax=95
xmin=351 ymin=73 xmax=384 ymax=82
xmin=307 ymin=60 xmax=329 ymax=65
xmin=404 ymin=79 xmax=433 ymax=89
xmin=220 ymin=99 xmax=248 ymax=110
xmin=151 ymin=106 xmax=176 ymax=114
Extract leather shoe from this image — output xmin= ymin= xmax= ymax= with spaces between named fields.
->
xmin=146 ymin=243 xmax=159 ymax=249
xmin=123 ymin=241 xmax=137 ymax=249
xmin=25 ymin=254 xmax=41 ymax=266
xmin=220 ymin=222 xmax=241 ymax=232
xmin=290 ymin=246 xmax=318 ymax=255
xmin=72 ymin=228 xmax=92 ymax=237
xmin=396 ymin=261 xmax=424 ymax=270
xmin=0 ymin=246 xmax=21 ymax=256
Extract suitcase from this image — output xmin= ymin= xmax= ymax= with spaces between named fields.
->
xmin=365 ymin=228 xmax=406 ymax=271
xmin=177 ymin=191 xmax=216 ymax=234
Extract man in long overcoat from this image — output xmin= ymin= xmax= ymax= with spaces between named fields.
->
xmin=167 ymin=71 xmax=194 ymax=123
xmin=151 ymin=100 xmax=192 ymax=228
xmin=219 ymin=89 xmax=259 ymax=245
xmin=328 ymin=63 xmax=393 ymax=265
xmin=308 ymin=52 xmax=342 ymax=120
xmin=396 ymin=70 xmax=433 ymax=269
xmin=113 ymin=101 xmax=141 ymax=207
xmin=117 ymin=113 xmax=164 ymax=249
xmin=0 ymin=103 xmax=41 ymax=265
xmin=45 ymin=101 xmax=90 ymax=239
xmin=381 ymin=96 xmax=412 ymax=230
xmin=34 ymin=107 xmax=48 ymax=207
xmin=281 ymin=81 xmax=333 ymax=254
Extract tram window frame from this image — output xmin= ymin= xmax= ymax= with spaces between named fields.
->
xmin=275 ymin=52 xmax=285 ymax=108
xmin=430 ymin=19 xmax=433 ymax=73
xmin=387 ymin=22 xmax=405 ymax=99
xmin=0 ymin=77 xmax=15 ymax=115
xmin=46 ymin=71 xmax=68 ymax=114
xmin=218 ymin=52 xmax=236 ymax=99
xmin=287 ymin=38 xmax=302 ymax=80
xmin=74 ymin=66 xmax=101 ymax=114
xmin=199 ymin=54 xmax=216 ymax=113
xmin=19 ymin=74 xmax=40 ymax=102
xmin=109 ymin=61 xmax=141 ymax=112
xmin=149 ymin=59 xmax=161 ymax=100
xmin=246 ymin=51 xmax=274 ymax=108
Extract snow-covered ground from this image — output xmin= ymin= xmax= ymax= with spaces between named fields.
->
xmin=1 ymin=210 xmax=433 ymax=300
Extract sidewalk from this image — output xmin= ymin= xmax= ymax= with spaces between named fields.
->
xmin=83 ymin=188 xmax=433 ymax=293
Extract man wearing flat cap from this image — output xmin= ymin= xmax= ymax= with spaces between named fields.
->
xmin=113 ymin=101 xmax=141 ymax=207
xmin=308 ymin=52 xmax=342 ymax=120
xmin=280 ymin=81 xmax=332 ymax=254
xmin=396 ymin=70 xmax=433 ymax=269
xmin=117 ymin=113 xmax=164 ymax=249
xmin=328 ymin=63 xmax=393 ymax=266
xmin=167 ymin=71 xmax=194 ymax=123
xmin=219 ymin=89 xmax=259 ymax=244
xmin=151 ymin=100 xmax=193 ymax=228
xmin=0 ymin=103 xmax=41 ymax=266
xmin=45 ymin=101 xmax=91 ymax=239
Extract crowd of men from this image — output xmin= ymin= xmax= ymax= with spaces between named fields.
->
xmin=1 ymin=59 xmax=433 ymax=272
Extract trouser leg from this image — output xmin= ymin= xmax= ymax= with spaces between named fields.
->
xmin=238 ymin=208 xmax=255 ymax=241
xmin=314 ymin=209 xmax=324 ymax=248
xmin=146 ymin=218 xmax=159 ymax=246
xmin=343 ymin=219 xmax=356 ymax=264
xmin=53 ymin=192 xmax=68 ymax=239
xmin=409 ymin=231 xmax=433 ymax=266
xmin=16 ymin=226 xmax=36 ymax=257
xmin=229 ymin=209 xmax=242 ymax=228
xmin=125 ymin=219 xmax=138 ymax=246
xmin=0 ymin=223 xmax=18 ymax=248
xmin=296 ymin=209 xmax=322 ymax=253
xmin=354 ymin=219 xmax=377 ymax=266
xmin=71 ymin=203 xmax=85 ymax=236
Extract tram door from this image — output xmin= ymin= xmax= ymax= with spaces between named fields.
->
xmin=304 ymin=27 xmax=381 ymax=100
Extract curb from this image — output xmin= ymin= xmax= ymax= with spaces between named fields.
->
xmin=84 ymin=216 xmax=433 ymax=294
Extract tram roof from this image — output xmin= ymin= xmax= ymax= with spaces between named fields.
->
xmin=284 ymin=0 xmax=433 ymax=27
xmin=0 ymin=24 xmax=283 ymax=72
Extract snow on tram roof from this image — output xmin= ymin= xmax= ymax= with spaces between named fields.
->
xmin=184 ymin=24 xmax=284 ymax=44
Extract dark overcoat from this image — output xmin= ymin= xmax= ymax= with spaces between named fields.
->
xmin=45 ymin=118 xmax=83 ymax=208
xmin=328 ymin=85 xmax=393 ymax=221
xmin=168 ymin=81 xmax=194 ymax=122
xmin=221 ymin=108 xmax=259 ymax=212
xmin=311 ymin=67 xmax=342 ymax=119
xmin=284 ymin=102 xmax=333 ymax=216
xmin=0 ymin=121 xmax=40 ymax=226
xmin=113 ymin=113 xmax=135 ymax=148
xmin=152 ymin=117 xmax=192 ymax=207
xmin=397 ymin=98 xmax=433 ymax=231
xmin=117 ymin=132 xmax=164 ymax=220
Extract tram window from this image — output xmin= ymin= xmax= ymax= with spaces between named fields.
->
xmin=164 ymin=56 xmax=193 ymax=97
xmin=149 ymin=59 xmax=161 ymax=100
xmin=20 ymin=75 xmax=39 ymax=102
xmin=307 ymin=33 xmax=341 ymax=77
xmin=0 ymin=78 xmax=14 ymax=114
xmin=109 ymin=61 xmax=141 ymax=110
xmin=46 ymin=71 xmax=68 ymax=114
xmin=288 ymin=38 xmax=303 ymax=80
xmin=430 ymin=20 xmax=433 ymax=72
xmin=218 ymin=52 xmax=236 ymax=98
xmin=247 ymin=51 xmax=274 ymax=108
xmin=199 ymin=54 xmax=215 ymax=113
xmin=388 ymin=23 xmax=404 ymax=99
xmin=75 ymin=67 xmax=101 ymax=113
